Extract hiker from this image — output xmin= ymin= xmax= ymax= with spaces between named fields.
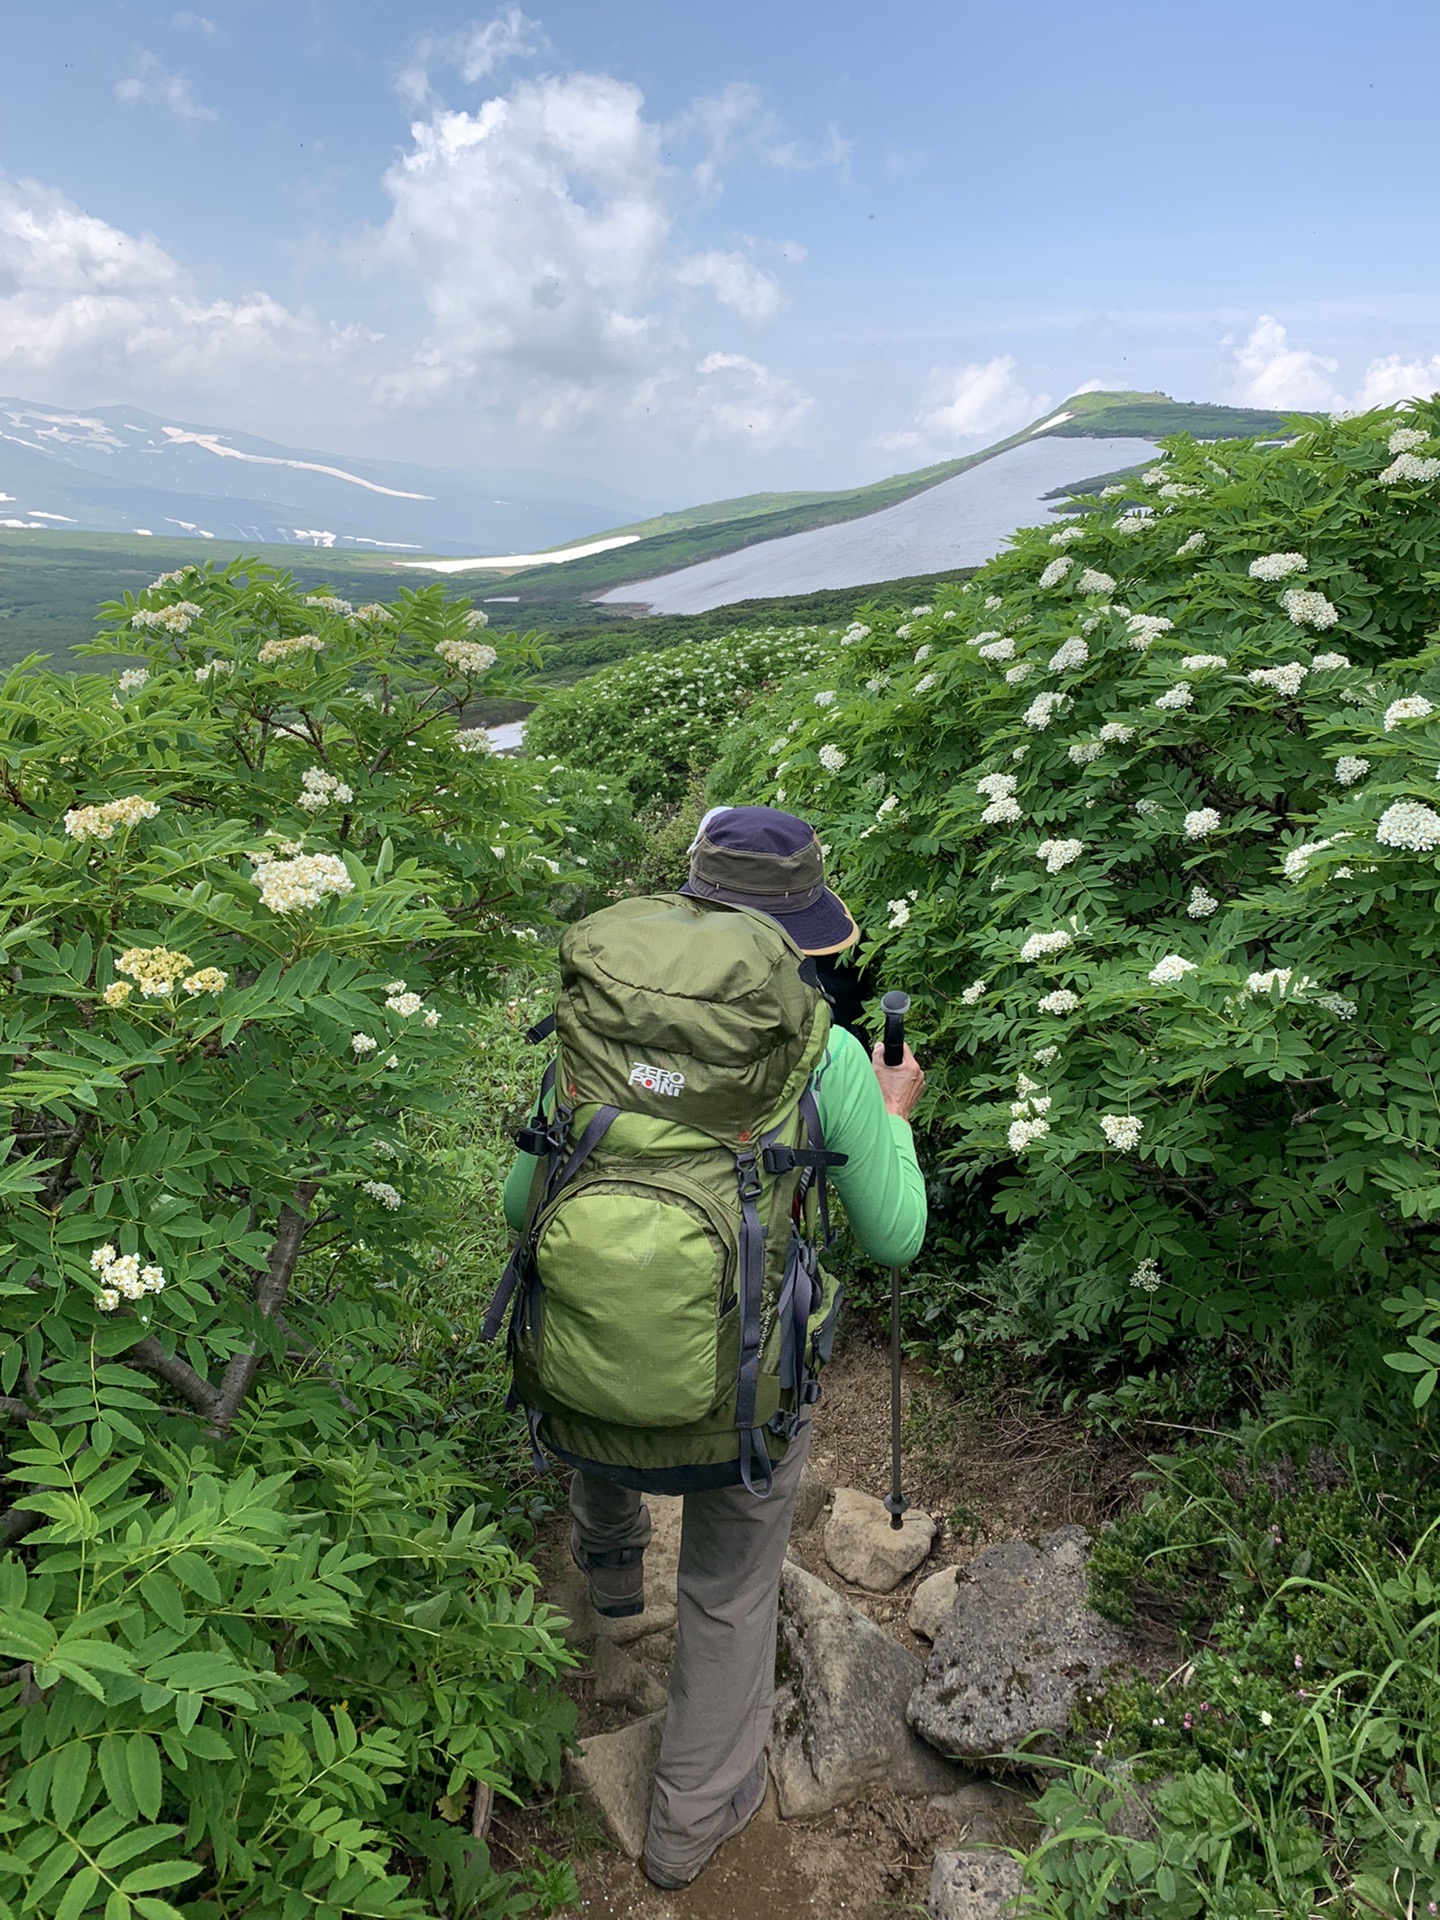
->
xmin=493 ymin=804 xmax=927 ymax=1888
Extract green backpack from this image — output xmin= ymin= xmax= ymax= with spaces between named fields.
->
xmin=484 ymin=893 xmax=846 ymax=1496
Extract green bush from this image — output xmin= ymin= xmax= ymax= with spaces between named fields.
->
xmin=711 ymin=404 xmax=1440 ymax=1372
xmin=0 ymin=562 xmax=596 ymax=1919
xmin=523 ymin=624 xmax=836 ymax=809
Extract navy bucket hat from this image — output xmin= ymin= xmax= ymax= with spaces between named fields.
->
xmin=678 ymin=805 xmax=859 ymax=956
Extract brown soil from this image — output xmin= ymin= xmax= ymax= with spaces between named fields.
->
xmin=491 ymin=1320 xmax=1146 ymax=1919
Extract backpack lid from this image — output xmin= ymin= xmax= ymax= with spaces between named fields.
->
xmin=555 ymin=893 xmax=830 ymax=1147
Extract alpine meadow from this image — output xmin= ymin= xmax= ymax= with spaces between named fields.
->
xmin=6 ymin=398 xmax=1440 ymax=1920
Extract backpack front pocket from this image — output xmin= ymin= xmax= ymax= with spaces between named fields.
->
xmin=532 ymin=1174 xmax=735 ymax=1428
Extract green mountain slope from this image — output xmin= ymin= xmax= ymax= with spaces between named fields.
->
xmin=481 ymin=389 xmax=1300 ymax=604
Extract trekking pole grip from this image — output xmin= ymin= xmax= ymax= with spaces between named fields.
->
xmin=881 ymin=990 xmax=910 ymax=1068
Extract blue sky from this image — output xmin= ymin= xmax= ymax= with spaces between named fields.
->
xmin=2 ymin=0 xmax=1439 ymax=504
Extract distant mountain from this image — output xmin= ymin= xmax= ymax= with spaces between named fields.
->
xmin=413 ymin=389 xmax=1301 ymax=607
xmin=0 ymin=400 xmax=656 ymax=555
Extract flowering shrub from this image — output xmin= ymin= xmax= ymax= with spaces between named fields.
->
xmin=523 ymin=623 xmax=838 ymax=809
xmin=712 ymin=402 xmax=1440 ymax=1359
xmin=0 ymin=563 xmax=597 ymax=1919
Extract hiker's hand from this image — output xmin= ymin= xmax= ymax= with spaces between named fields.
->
xmin=873 ymin=1041 xmax=925 ymax=1121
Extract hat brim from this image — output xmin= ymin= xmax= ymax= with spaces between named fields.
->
xmin=678 ymin=879 xmax=860 ymax=956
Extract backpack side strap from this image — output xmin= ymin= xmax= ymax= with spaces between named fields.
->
xmin=733 ymin=1148 xmax=773 ymax=1498
xmin=481 ymin=1101 xmax=620 ymax=1345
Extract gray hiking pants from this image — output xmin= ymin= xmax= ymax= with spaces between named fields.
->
xmin=569 ymin=1420 xmax=812 ymax=1872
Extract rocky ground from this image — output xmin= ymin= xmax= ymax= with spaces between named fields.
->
xmin=489 ymin=1324 xmax=1148 ymax=1919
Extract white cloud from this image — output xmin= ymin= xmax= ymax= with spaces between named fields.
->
xmin=398 ymin=7 xmax=548 ymax=107
xmin=692 ymin=352 xmax=812 ymax=447
xmin=766 ymin=125 xmax=851 ymax=176
xmin=170 ymin=11 xmax=218 ymax=34
xmin=1352 ymin=352 xmax=1440 ymax=409
xmin=0 ymin=175 xmax=381 ymax=414
xmin=876 ymin=355 xmax=1050 ymax=453
xmin=676 ymin=249 xmax=784 ymax=322
xmin=1222 ymin=314 xmax=1342 ymax=409
xmin=115 ymin=52 xmax=215 ymax=121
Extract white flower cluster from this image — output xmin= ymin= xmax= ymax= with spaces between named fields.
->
xmin=298 ymin=766 xmax=354 ymax=812
xmin=1135 ymin=797 xmax=1161 ymax=818
xmin=150 ymin=568 xmax=195 ymax=589
xmin=1379 ymin=451 xmax=1440 ymax=485
xmin=1314 ymin=991 xmax=1357 ymax=1020
xmin=1067 ymin=741 xmax=1104 ymax=765
xmin=1049 ymin=636 xmax=1089 ymax=672
xmin=454 ymin=727 xmax=492 ymax=754
xmin=1390 ymin=426 xmax=1430 ymax=454
xmin=1310 ymin=652 xmax=1350 ymax=672
xmin=1184 ymin=807 xmax=1222 ymax=838
xmin=132 ymin=601 xmax=203 ymax=634
xmin=911 ymin=604 xmax=933 ymax=616
xmin=1283 ymin=834 xmax=1345 ymax=881
xmin=1037 ymin=988 xmax=1080 ymax=1015
xmin=913 ymin=644 xmax=932 ymax=663
xmin=1129 ymin=1258 xmax=1162 ymax=1293
xmin=1099 ymin=485 xmax=1126 ymax=499
xmin=303 ymin=595 xmax=353 ymax=614
xmin=1159 ymin=482 xmax=1205 ymax=500
xmin=895 ymin=625 xmax=913 ymax=641
xmin=819 ymin=743 xmax=847 ymax=772
xmin=258 ymin=634 xmax=324 ymax=664
xmin=435 ymin=638 xmax=498 ymax=675
xmin=116 ymin=668 xmax=149 ymax=693
xmin=353 ymin=1032 xmax=378 ymax=1056
xmin=1022 ymin=690 xmax=1069 ymax=730
xmin=1050 ymin=525 xmax=1086 ymax=547
xmin=1125 ymin=613 xmax=1174 ymax=651
xmin=1021 ymin=929 xmax=1073 ymax=962
xmin=1334 ymin=755 xmax=1370 ymax=784
xmin=353 ymin=603 xmax=394 ymax=624
xmin=1187 ymin=884 xmax=1219 ymax=918
xmin=91 ymin=1243 xmax=165 ymax=1312
xmin=464 ymin=609 xmax=491 ymax=630
xmin=978 ymin=637 xmax=1016 ymax=662
xmin=1076 ymin=568 xmax=1117 ymax=595
xmin=1098 ymin=721 xmax=1135 ymax=744
xmin=1181 ymin=654 xmax=1228 ymax=673
xmin=1100 ymin=1114 xmax=1143 ymax=1150
xmin=1040 ymin=556 xmax=1075 ymax=589
xmin=844 ymin=622 xmax=872 ymax=643
xmin=887 ymin=895 xmax=917 ymax=930
xmin=1036 ymin=838 xmax=1084 ymax=872
xmin=1154 ymin=683 xmax=1194 ymax=711
xmin=1383 ymin=696 xmax=1434 ymax=730
xmin=915 ymin=673 xmax=938 ymax=694
xmin=1005 ymin=662 xmax=1035 ymax=684
xmin=1246 ymin=967 xmax=1310 ymax=997
xmin=960 ymin=980 xmax=987 ymax=1005
xmin=977 ymin=772 xmax=1018 ymax=801
xmin=1033 ymin=1044 xmax=1058 ymax=1065
xmin=361 ymin=1179 xmax=403 ymax=1211
xmin=1247 ymin=663 xmax=1307 ymax=696
xmin=877 ymin=793 xmax=901 ymax=819
xmin=194 ymin=659 xmax=234 ymax=683
xmin=1249 ymin=552 xmax=1308 ymax=581
xmin=1176 ymin=532 xmax=1206 ymax=557
xmin=255 ymin=851 xmax=354 ymax=914
xmin=1141 ymin=466 xmax=1168 ymax=486
xmin=1376 ymin=799 xmax=1440 ymax=851
xmin=1281 ymin=588 xmax=1340 ymax=629
xmin=63 ymin=796 xmax=160 ymax=842
xmin=1149 ymin=954 xmax=1198 ymax=985
xmin=1008 ymin=1114 xmax=1050 ymax=1152
xmin=1112 ymin=512 xmax=1151 ymax=534
xmin=814 ymin=689 xmax=837 ymax=706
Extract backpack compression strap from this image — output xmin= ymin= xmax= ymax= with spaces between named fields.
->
xmin=481 ymin=1099 xmax=620 ymax=1344
xmin=734 ymin=1147 xmax=773 ymax=1498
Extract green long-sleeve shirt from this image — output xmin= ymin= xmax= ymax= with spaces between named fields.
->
xmin=501 ymin=1023 xmax=927 ymax=1267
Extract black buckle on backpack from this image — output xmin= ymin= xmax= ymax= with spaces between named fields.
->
xmin=515 ymin=1124 xmax=552 ymax=1155
xmin=761 ymin=1144 xmax=849 ymax=1175
xmin=735 ymin=1151 xmax=762 ymax=1204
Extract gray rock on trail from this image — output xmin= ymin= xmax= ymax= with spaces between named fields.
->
xmin=928 ymin=1847 xmax=1025 ymax=1919
xmin=909 ymin=1527 xmax=1129 ymax=1762
xmin=910 ymin=1564 xmax=964 ymax=1641
xmin=770 ymin=1563 xmax=962 ymax=1818
xmin=589 ymin=1637 xmax=668 ymax=1716
xmin=563 ymin=1711 xmax=666 ymax=1859
xmin=794 ymin=1468 xmax=831 ymax=1533
xmin=824 ymin=1486 xmax=936 ymax=1592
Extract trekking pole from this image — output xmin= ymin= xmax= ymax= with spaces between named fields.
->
xmin=880 ymin=990 xmax=911 ymax=1532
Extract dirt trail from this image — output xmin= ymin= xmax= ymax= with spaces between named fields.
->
xmin=493 ymin=1323 xmax=1138 ymax=1919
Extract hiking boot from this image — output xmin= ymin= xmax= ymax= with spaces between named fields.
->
xmin=569 ymin=1525 xmax=645 ymax=1619
xmin=642 ymin=1755 xmax=768 ymax=1890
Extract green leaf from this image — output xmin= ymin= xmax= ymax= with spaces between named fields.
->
xmin=54 ymin=1866 xmax=100 ymax=1920
xmin=127 ymin=1736 xmax=162 ymax=1825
